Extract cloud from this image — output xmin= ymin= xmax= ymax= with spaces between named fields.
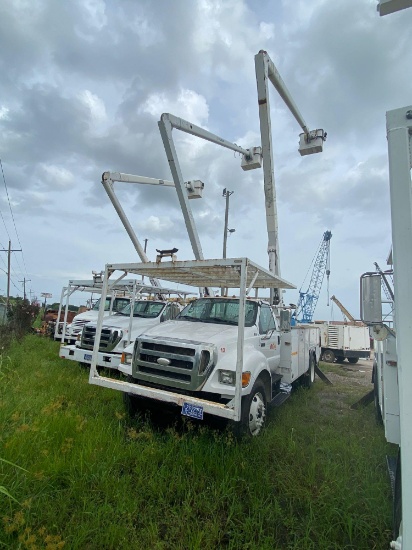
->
xmin=0 ymin=0 xmax=408 ymax=321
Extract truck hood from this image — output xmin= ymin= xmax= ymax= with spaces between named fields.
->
xmin=139 ymin=319 xmax=256 ymax=346
xmin=94 ymin=315 xmax=159 ymax=330
xmin=72 ymin=311 xmax=100 ymax=323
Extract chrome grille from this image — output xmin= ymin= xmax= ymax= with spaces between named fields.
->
xmin=133 ymin=336 xmax=214 ymax=391
xmin=81 ymin=325 xmax=122 ymax=352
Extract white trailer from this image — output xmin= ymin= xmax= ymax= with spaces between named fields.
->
xmin=319 ymin=322 xmax=370 ymax=364
xmin=89 ymin=258 xmax=320 ymax=435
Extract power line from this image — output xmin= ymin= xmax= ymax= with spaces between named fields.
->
xmin=0 ymin=158 xmax=29 ymax=277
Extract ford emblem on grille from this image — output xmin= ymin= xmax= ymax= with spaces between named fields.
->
xmin=157 ymin=357 xmax=171 ymax=366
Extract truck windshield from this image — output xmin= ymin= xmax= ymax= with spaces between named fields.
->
xmin=176 ymin=298 xmax=258 ymax=327
xmin=119 ymin=301 xmax=165 ymax=318
xmin=92 ymin=297 xmax=130 ymax=312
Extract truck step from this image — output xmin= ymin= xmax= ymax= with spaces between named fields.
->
xmin=269 ymin=392 xmax=290 ymax=408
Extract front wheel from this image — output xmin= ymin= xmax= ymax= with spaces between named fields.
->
xmin=123 ymin=376 xmax=145 ymax=417
xmin=322 ymin=349 xmax=335 ymax=363
xmin=235 ymin=381 xmax=267 ymax=437
xmin=347 ymin=357 xmax=359 ymax=364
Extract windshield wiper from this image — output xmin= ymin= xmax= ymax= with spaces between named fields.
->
xmin=203 ymin=317 xmax=231 ymax=324
xmin=176 ymin=315 xmax=203 ymax=322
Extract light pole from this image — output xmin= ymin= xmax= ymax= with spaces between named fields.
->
xmin=222 ymin=189 xmax=235 ymax=259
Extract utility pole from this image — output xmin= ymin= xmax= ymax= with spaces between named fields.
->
xmin=0 ymin=240 xmax=22 ymax=310
xmin=222 ymin=189 xmax=235 ymax=259
xmin=19 ymin=277 xmax=31 ymax=300
xmin=222 ymin=189 xmax=236 ymax=296
xmin=41 ymin=293 xmax=52 ymax=316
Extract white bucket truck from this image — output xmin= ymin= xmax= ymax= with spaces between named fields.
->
xmin=60 ymin=280 xmax=191 ymax=371
xmin=88 ymin=49 xmax=326 ymax=435
xmin=54 ymin=276 xmax=137 ymax=345
xmin=89 ymin=258 xmax=321 ymax=436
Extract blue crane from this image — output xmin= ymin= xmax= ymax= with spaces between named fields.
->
xmin=294 ymin=230 xmax=332 ymax=323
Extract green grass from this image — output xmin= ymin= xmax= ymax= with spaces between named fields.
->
xmin=0 ymin=336 xmax=394 ymax=549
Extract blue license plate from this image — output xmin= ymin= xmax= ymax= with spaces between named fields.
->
xmin=181 ymin=402 xmax=204 ymax=420
xmin=84 ymin=353 xmax=92 ymax=361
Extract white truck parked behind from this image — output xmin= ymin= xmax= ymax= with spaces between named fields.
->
xmin=89 ymin=258 xmax=321 ymax=436
xmin=56 ymin=277 xmax=146 ymax=345
xmin=60 ymin=283 xmax=191 ymax=370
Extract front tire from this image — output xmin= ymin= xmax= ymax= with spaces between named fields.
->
xmin=347 ymin=357 xmax=359 ymax=364
xmin=235 ymin=381 xmax=267 ymax=437
xmin=123 ymin=376 xmax=145 ymax=417
xmin=322 ymin=349 xmax=335 ymax=363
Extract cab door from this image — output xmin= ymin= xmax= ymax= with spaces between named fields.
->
xmin=258 ymin=305 xmax=281 ymax=370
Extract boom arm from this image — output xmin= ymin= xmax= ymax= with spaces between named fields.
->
xmin=330 ymin=295 xmax=355 ymax=323
xmin=254 ymin=50 xmax=326 ymax=305
xmin=158 ymin=112 xmax=261 ymax=294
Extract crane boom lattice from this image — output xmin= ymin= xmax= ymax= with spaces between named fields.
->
xmin=295 ymin=230 xmax=332 ymax=323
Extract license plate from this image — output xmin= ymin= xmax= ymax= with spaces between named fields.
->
xmin=84 ymin=353 xmax=92 ymax=361
xmin=181 ymin=402 xmax=204 ymax=420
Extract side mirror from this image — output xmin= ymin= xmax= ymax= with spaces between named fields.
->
xmin=360 ymin=273 xmax=382 ymax=324
xmin=160 ymin=314 xmax=165 ymax=323
xmin=279 ymin=310 xmax=291 ymax=332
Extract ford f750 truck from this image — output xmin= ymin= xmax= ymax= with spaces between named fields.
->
xmin=89 ymin=258 xmax=321 ymax=436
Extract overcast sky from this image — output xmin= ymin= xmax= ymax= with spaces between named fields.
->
xmin=0 ymin=0 xmax=410 ymax=319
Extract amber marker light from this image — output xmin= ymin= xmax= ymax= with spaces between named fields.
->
xmin=242 ymin=372 xmax=251 ymax=387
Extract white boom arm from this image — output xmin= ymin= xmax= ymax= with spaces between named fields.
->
xmin=254 ymin=50 xmax=326 ymax=304
xmin=158 ymin=112 xmax=261 ymax=276
xmin=102 ymin=172 xmax=203 ymax=291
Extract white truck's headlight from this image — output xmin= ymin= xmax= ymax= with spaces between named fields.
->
xmin=219 ymin=370 xmax=235 ymax=385
xmin=121 ymin=352 xmax=132 ymax=365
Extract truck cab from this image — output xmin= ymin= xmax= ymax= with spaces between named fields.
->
xmin=64 ymin=296 xmax=130 ymax=344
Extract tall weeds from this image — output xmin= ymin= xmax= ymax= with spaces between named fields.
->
xmin=0 ymin=336 xmax=393 ymax=549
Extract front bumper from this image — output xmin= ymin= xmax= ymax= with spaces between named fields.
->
xmin=59 ymin=344 xmax=122 ymax=370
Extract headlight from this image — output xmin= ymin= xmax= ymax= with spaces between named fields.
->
xmin=121 ymin=352 xmax=132 ymax=365
xmin=199 ymin=350 xmax=211 ymax=374
xmin=219 ymin=370 xmax=235 ymax=385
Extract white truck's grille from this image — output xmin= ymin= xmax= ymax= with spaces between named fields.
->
xmin=133 ymin=336 xmax=213 ymax=391
xmin=81 ymin=325 xmax=122 ymax=352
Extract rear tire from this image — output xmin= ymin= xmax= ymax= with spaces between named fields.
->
xmin=347 ymin=357 xmax=359 ymax=364
xmin=234 ymin=381 xmax=267 ymax=437
xmin=322 ymin=349 xmax=335 ymax=363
